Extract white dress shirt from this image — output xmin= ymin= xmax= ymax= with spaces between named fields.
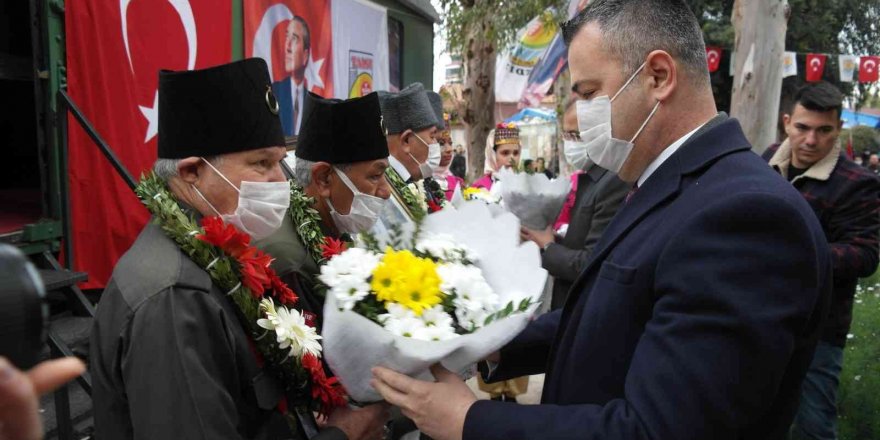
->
xmin=388 ymin=155 xmax=412 ymax=182
xmin=290 ymin=78 xmax=304 ymax=135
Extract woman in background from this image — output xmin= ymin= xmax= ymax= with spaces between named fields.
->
xmin=471 ymin=123 xmax=521 ymax=191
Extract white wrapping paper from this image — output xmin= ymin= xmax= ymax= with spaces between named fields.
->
xmin=495 ymin=168 xmax=571 ymax=230
xmin=323 ymin=201 xmax=547 ymax=402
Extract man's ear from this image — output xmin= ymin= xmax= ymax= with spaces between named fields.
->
xmin=399 ymin=129 xmax=414 ymax=154
xmin=644 ymin=50 xmax=677 ymax=103
xmin=311 ymin=161 xmax=334 ymax=198
xmin=177 ymin=157 xmax=203 ymax=184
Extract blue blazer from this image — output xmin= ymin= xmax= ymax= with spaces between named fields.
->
xmin=271 ymin=77 xmax=308 ymax=137
xmin=464 ymin=116 xmax=832 ymax=440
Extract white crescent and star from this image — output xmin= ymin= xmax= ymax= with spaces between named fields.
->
xmin=810 ymin=58 xmax=822 ymax=72
xmin=865 ymin=59 xmax=877 ymax=73
xmin=253 ymin=4 xmax=326 ymax=90
xmin=121 ymin=0 xmax=197 ymax=143
xmin=707 ymin=50 xmax=719 ymax=64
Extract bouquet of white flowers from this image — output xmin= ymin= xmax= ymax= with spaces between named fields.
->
xmin=318 ymin=201 xmax=546 ymax=402
xmin=495 ymin=167 xmax=571 ymax=230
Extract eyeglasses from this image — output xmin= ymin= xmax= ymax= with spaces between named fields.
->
xmin=562 ymin=131 xmax=581 ymax=142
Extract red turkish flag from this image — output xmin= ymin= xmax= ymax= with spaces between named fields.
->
xmin=805 ymin=54 xmax=826 ymax=82
xmin=66 ymin=1 xmax=231 ymax=288
xmin=859 ymin=56 xmax=880 ymax=83
xmin=706 ymin=46 xmax=722 ymax=73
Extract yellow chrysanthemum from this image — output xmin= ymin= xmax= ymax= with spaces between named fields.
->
xmin=463 ymin=187 xmax=489 ymax=200
xmin=370 ymin=248 xmax=444 ymax=316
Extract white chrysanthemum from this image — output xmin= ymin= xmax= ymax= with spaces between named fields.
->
xmin=319 ymin=248 xmax=381 ymax=285
xmin=413 ymin=323 xmax=458 ymax=341
xmin=257 ymin=298 xmax=322 ymax=359
xmin=415 ymin=233 xmax=478 ymax=263
xmin=420 ymin=305 xmax=455 ymax=328
xmin=380 ymin=305 xmax=458 ymax=341
xmin=319 ymin=248 xmax=381 ymax=311
xmin=437 ymin=263 xmax=500 ymax=331
xmin=330 ymin=276 xmax=372 ymax=311
xmin=383 ymin=315 xmax=427 ymax=339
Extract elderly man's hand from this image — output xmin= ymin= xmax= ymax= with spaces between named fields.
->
xmin=326 ymin=402 xmax=391 ymax=440
xmin=371 ymin=364 xmax=476 ymax=440
xmin=0 ymin=356 xmax=85 ymax=440
xmin=520 ymin=226 xmax=555 ymax=249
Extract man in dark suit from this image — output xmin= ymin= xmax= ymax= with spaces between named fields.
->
xmin=369 ymin=1 xmax=832 ymax=439
xmin=272 ymin=16 xmax=310 ymax=136
xmin=522 ymin=99 xmax=629 ymax=309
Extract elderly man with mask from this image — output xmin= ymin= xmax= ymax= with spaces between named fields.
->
xmin=378 ymin=83 xmax=444 ymax=216
xmin=91 ymin=59 xmax=388 ymax=440
xmin=256 ymin=91 xmax=393 ymax=307
xmin=370 ymin=1 xmax=832 ymax=439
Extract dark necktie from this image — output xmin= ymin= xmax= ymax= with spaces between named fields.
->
xmin=292 ymin=87 xmax=300 ymax=135
xmin=625 ymin=183 xmax=639 ymax=204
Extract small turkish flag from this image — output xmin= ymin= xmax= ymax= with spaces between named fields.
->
xmin=806 ymin=54 xmax=826 ymax=82
xmin=859 ymin=56 xmax=880 ymax=83
xmin=706 ymin=46 xmax=722 ymax=73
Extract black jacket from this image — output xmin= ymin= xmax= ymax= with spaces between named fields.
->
xmin=765 ymin=141 xmax=880 ymax=346
xmin=91 ymin=222 xmax=346 ymax=440
xmin=543 ymin=165 xmax=628 ymax=309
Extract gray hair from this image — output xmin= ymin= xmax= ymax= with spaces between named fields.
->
xmin=152 ymin=155 xmax=223 ymax=182
xmin=292 ymin=156 xmax=354 ymax=187
xmin=561 ymin=0 xmax=709 ymax=86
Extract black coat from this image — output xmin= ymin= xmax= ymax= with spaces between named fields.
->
xmin=463 ymin=116 xmax=832 ymax=440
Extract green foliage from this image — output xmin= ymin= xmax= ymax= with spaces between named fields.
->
xmin=839 ymin=126 xmax=880 ymax=156
xmin=288 ymin=182 xmax=328 ymax=266
xmin=384 ymin=166 xmax=427 ymax=220
xmin=838 ymin=271 xmax=880 ymax=439
xmin=439 ymin=0 xmax=566 ymax=55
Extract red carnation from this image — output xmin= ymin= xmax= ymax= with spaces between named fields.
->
xmin=269 ymin=268 xmax=299 ymax=306
xmin=321 ymin=237 xmax=349 ymax=260
xmin=238 ymin=252 xmax=274 ymax=298
xmin=427 ymin=199 xmax=443 ymax=213
xmin=197 ymin=217 xmax=250 ymax=258
xmin=302 ymin=353 xmax=347 ymax=417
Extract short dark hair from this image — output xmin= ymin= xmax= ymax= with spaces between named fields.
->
xmin=450 ymin=154 xmax=467 ymax=180
xmin=792 ymin=82 xmax=844 ymax=119
xmin=293 ymin=16 xmax=311 ymax=51
xmin=561 ymin=0 xmax=708 ymax=84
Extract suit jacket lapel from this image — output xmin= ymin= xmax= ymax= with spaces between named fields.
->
xmin=559 ymin=114 xmax=735 ymax=311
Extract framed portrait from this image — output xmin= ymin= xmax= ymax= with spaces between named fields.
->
xmin=370 ymin=183 xmax=416 ymax=238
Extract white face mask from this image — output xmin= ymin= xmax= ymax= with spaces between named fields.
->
xmin=193 ymin=159 xmax=290 ymax=240
xmin=563 ymin=139 xmax=590 ymax=170
xmin=411 ymin=133 xmax=442 ymax=179
xmin=328 ymin=167 xmax=387 ymax=234
xmin=576 ymin=61 xmax=661 ymax=174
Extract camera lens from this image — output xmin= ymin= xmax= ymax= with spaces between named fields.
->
xmin=0 ymin=244 xmax=48 ymax=369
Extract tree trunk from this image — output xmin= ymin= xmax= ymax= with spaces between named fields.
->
xmin=462 ymin=15 xmax=496 ymax=183
xmin=730 ymin=0 xmax=789 ymax=155
xmin=553 ymin=69 xmax=571 ymax=175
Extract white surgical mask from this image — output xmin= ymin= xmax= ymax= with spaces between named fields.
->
xmin=192 ymin=159 xmax=290 ymax=240
xmin=576 ymin=61 xmax=661 ymax=174
xmin=411 ymin=133 xmax=442 ymax=179
xmin=563 ymin=139 xmax=590 ymax=170
xmin=328 ymin=167 xmax=387 ymax=234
